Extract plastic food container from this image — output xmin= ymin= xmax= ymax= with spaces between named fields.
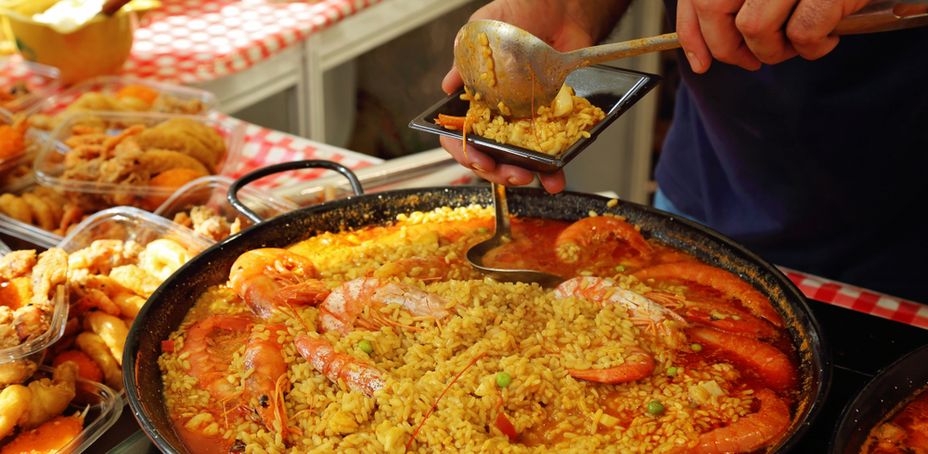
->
xmin=154 ymin=175 xmax=298 ymax=241
xmin=33 ymin=111 xmax=246 ymax=210
xmin=0 ymin=111 xmax=49 ymax=193
xmin=0 ymin=57 xmax=60 ymax=116
xmin=57 ymin=206 xmax=214 ymax=255
xmin=27 ymin=75 xmax=218 ymax=119
xmin=0 ymin=366 xmax=124 ymax=454
xmin=0 ymin=250 xmax=68 ymax=378
xmin=0 ymin=176 xmax=90 ymax=248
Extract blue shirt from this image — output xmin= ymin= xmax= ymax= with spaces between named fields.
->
xmin=656 ymin=7 xmax=928 ymax=301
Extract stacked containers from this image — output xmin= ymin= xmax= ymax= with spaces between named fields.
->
xmin=0 ymin=77 xmax=236 ymax=247
xmin=0 ymin=246 xmax=120 ymax=453
xmin=1 ymin=77 xmax=223 ymax=451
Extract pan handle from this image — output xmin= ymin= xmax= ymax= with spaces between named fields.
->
xmin=228 ymin=160 xmax=364 ymax=223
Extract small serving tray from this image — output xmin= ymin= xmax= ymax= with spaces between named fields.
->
xmin=409 ymin=65 xmax=660 ymax=173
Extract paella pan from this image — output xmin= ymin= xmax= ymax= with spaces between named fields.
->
xmin=124 ymin=161 xmax=830 ymax=453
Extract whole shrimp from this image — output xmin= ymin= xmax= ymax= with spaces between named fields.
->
xmin=296 ymin=278 xmax=451 ymax=395
xmin=228 ymin=248 xmax=330 ymax=319
xmin=318 ymin=277 xmax=450 ymax=334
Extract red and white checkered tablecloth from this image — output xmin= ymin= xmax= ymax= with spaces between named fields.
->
xmin=780 ymin=266 xmax=928 ymax=330
xmin=223 ymin=116 xmax=382 ymax=189
xmin=124 ymin=0 xmax=382 ymax=83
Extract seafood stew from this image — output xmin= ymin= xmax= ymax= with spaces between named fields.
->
xmin=832 ymin=345 xmax=928 ymax=454
xmin=862 ymin=385 xmax=928 ymax=452
xmin=126 ymin=186 xmax=829 ymax=453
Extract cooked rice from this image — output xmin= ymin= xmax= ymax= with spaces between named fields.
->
xmin=462 ymin=87 xmax=605 ymax=156
xmin=159 ymin=205 xmax=781 ymax=453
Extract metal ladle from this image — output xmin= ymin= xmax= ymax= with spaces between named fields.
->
xmin=454 ymin=2 xmax=928 ymax=118
xmin=466 ymin=183 xmax=564 ymax=287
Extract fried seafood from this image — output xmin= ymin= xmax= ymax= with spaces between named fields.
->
xmin=61 ymin=237 xmax=194 ymax=390
xmin=0 ymin=118 xmax=27 ymax=161
xmin=172 ymin=205 xmax=243 ymax=242
xmin=1 ymin=249 xmax=67 ymax=350
xmin=57 ymin=116 xmax=225 ymax=210
xmin=134 ymin=118 xmax=226 ymax=173
xmin=0 ymin=361 xmax=77 ymax=440
xmin=0 ymin=186 xmax=85 ymax=236
xmin=28 ymin=84 xmax=209 ymax=132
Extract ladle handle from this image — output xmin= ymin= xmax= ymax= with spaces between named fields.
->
xmin=491 ymin=182 xmax=511 ymax=238
xmin=567 ymin=33 xmax=680 ymax=67
xmin=566 ymin=1 xmax=927 ymax=67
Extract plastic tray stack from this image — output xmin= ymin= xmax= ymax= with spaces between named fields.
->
xmin=1 ymin=76 xmax=225 ymax=452
xmin=0 ymin=76 xmax=237 ymax=249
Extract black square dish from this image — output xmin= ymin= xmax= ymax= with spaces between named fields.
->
xmin=409 ymin=65 xmax=660 ymax=173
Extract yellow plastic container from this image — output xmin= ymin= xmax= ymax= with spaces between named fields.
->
xmin=1 ymin=8 xmax=137 ymax=84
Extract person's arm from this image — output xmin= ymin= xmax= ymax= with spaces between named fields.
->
xmin=440 ymin=0 xmax=631 ymax=193
xmin=677 ymin=0 xmax=870 ymax=73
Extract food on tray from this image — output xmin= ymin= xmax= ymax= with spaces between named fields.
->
xmin=861 ymin=384 xmax=928 ymax=453
xmin=159 ymin=205 xmax=798 ymax=452
xmin=0 ymin=187 xmax=84 ymax=236
xmin=0 ymin=249 xmax=67 ymax=351
xmin=54 ymin=238 xmax=193 ymax=390
xmin=29 ymin=84 xmax=209 ymax=131
xmin=0 ymin=361 xmax=91 ymax=453
xmin=172 ymin=205 xmax=243 ymax=242
xmin=57 ymin=116 xmax=226 ymax=210
xmin=0 ymin=119 xmax=27 ymax=161
xmin=0 ymin=83 xmax=31 ymax=112
xmin=436 ymin=84 xmax=605 ymax=156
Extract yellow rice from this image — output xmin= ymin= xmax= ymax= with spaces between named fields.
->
xmin=462 ymin=87 xmax=606 ymax=156
xmin=159 ymin=205 xmax=762 ymax=453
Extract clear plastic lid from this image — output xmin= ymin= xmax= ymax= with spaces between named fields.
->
xmin=0 ymin=57 xmax=61 ymax=116
xmin=153 ymin=175 xmax=298 ymax=241
xmin=33 ymin=111 xmax=246 ymax=208
xmin=25 ymin=75 xmax=218 ymax=119
xmin=57 ymin=206 xmax=215 ymax=254
xmin=1 ymin=366 xmax=125 ymax=454
xmin=0 ymin=249 xmax=68 ymax=365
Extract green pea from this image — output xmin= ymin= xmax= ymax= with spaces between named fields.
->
xmin=690 ymin=343 xmax=703 ymax=352
xmin=666 ymin=366 xmax=678 ymax=377
xmin=477 ymin=227 xmax=489 ymax=234
xmin=646 ymin=400 xmax=665 ymax=416
xmin=614 ymin=265 xmax=626 ymax=273
xmin=496 ymin=371 xmax=512 ymax=388
xmin=358 ymin=340 xmax=374 ymax=354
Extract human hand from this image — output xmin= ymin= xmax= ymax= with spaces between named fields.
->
xmin=440 ymin=0 xmax=625 ymax=193
xmin=676 ymin=0 xmax=870 ymax=73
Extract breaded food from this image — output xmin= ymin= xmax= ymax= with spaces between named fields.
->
xmin=134 ymin=118 xmax=225 ymax=172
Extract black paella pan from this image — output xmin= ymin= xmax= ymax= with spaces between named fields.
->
xmin=831 ymin=344 xmax=928 ymax=453
xmin=123 ymin=160 xmax=832 ymax=453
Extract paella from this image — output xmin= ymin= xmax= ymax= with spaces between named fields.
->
xmin=159 ymin=204 xmax=801 ymax=453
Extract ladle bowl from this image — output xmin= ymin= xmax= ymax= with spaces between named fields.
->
xmin=454 ymin=4 xmax=928 ymax=118
xmin=465 ymin=182 xmax=564 ymax=288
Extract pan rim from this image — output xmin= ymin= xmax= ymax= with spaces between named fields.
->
xmin=124 ymin=185 xmax=832 ymax=453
